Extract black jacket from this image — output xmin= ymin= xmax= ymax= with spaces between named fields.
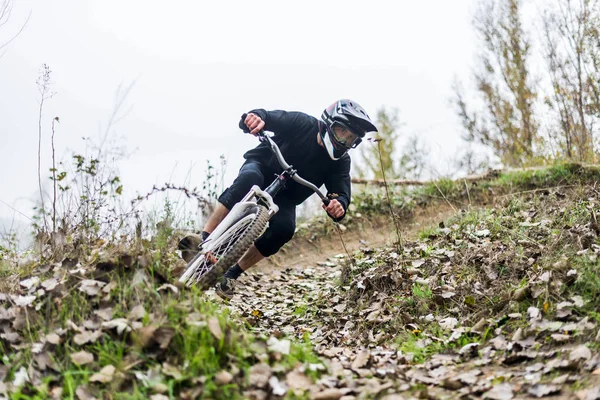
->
xmin=239 ymin=109 xmax=351 ymax=220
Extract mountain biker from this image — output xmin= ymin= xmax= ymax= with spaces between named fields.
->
xmin=179 ymin=99 xmax=378 ymax=300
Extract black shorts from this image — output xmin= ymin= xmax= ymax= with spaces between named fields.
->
xmin=218 ymin=162 xmax=296 ymax=257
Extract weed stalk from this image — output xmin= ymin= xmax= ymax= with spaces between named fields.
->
xmin=51 ymin=117 xmax=59 ymax=232
xmin=375 ymin=139 xmax=403 ymax=250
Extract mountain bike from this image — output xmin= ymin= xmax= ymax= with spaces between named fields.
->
xmin=179 ymin=131 xmax=331 ymax=289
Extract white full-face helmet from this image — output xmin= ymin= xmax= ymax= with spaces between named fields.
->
xmin=321 ymin=99 xmax=378 ymax=160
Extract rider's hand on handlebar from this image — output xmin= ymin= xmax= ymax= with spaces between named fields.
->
xmin=244 ymin=113 xmax=265 ymax=136
xmin=322 ymin=199 xmax=345 ymax=219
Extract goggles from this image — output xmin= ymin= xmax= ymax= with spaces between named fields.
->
xmin=330 ymin=122 xmax=362 ymax=149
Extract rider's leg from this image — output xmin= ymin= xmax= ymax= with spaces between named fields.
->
xmin=217 ymin=204 xmax=296 ymax=299
xmin=202 ymin=202 xmax=230 ymax=233
xmin=204 ymin=162 xmax=266 ymax=234
xmin=222 ymin=204 xmax=296 ymax=278
xmin=238 ymin=245 xmax=265 ymax=270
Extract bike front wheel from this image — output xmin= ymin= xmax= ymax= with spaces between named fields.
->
xmin=179 ymin=204 xmax=270 ymax=290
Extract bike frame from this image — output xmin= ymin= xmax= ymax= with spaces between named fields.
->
xmin=199 ymin=131 xmax=330 ymax=253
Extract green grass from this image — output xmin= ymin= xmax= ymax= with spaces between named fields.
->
xmin=412 ymin=283 xmax=432 ymax=300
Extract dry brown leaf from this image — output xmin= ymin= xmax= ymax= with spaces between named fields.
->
xmin=162 ymin=363 xmax=183 ymax=380
xmin=157 ymin=284 xmax=179 ymax=294
xmin=528 ymin=384 xmax=560 ymax=398
xmin=20 ymin=277 xmax=40 ymax=290
xmin=50 ymin=386 xmax=63 ymax=400
xmin=79 ymin=280 xmax=106 ymax=296
xmin=154 ymin=327 xmax=175 ymax=350
xmin=128 ymin=305 xmax=146 ymax=321
xmin=14 ymin=295 xmax=36 ymax=307
xmin=133 ymin=326 xmax=157 ymax=348
xmin=351 ymin=350 xmax=371 ymax=370
xmin=102 ymin=281 xmax=117 ymax=294
xmin=439 ymin=317 xmax=458 ymax=330
xmin=41 ymin=278 xmax=59 ymax=292
xmin=75 ymin=385 xmax=96 ymax=400
xmin=73 ymin=330 xmax=102 ymax=345
xmin=215 ymin=370 xmax=233 ymax=385
xmin=71 ymin=350 xmax=94 ymax=365
xmin=134 ymin=326 xmax=175 ymax=350
xmin=570 ymin=345 xmax=592 ymax=362
xmin=286 ymin=370 xmax=311 ymax=390
xmin=46 ymin=333 xmax=61 ymax=345
xmin=483 ymin=383 xmax=514 ymax=400
xmin=313 ymin=388 xmax=344 ymax=400
xmin=149 ymin=395 xmax=169 ymax=400
xmin=102 ymin=318 xmax=131 ymax=335
xmin=248 ymin=363 xmax=271 ymax=388
xmin=269 ymin=375 xmax=287 ymax=396
xmin=94 ymin=308 xmax=113 ymax=321
xmin=33 ymin=352 xmax=53 ymax=371
xmin=208 ymin=317 xmax=223 ymax=340
xmin=267 ymin=337 xmax=290 ymax=355
xmin=89 ymin=365 xmax=115 ymax=383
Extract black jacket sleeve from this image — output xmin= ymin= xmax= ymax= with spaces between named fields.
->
xmin=324 ymin=155 xmax=352 ymax=222
xmin=239 ymin=109 xmax=309 ymax=137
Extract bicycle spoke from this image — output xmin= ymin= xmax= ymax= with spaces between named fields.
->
xmin=180 ymin=213 xmax=258 ymax=286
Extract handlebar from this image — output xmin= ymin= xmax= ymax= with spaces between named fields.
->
xmin=257 ymin=131 xmax=330 ymax=206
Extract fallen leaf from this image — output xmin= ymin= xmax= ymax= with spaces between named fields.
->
xmin=248 ymin=363 xmax=271 ymax=388
xmin=484 ymin=383 xmax=514 ymax=400
xmin=208 ymin=317 xmax=223 ymax=340
xmin=102 ymin=281 xmax=116 ymax=294
xmin=20 ymin=277 xmax=40 ymax=290
xmin=286 ymin=370 xmax=311 ymax=390
xmin=528 ymin=384 xmax=560 ymax=398
xmin=162 ymin=363 xmax=183 ymax=380
xmin=71 ymin=351 xmax=94 ymax=365
xmin=79 ymin=280 xmax=106 ymax=296
xmin=12 ymin=367 xmax=29 ymax=388
xmin=89 ymin=365 xmax=115 ymax=383
xmin=352 ymin=350 xmax=371 ymax=369
xmin=75 ymin=385 xmax=96 ymax=400
xmin=157 ymin=284 xmax=179 ymax=294
xmin=14 ymin=295 xmax=36 ymax=307
xmin=267 ymin=337 xmax=290 ymax=355
xmin=215 ymin=370 xmax=233 ymax=385
xmin=34 ymin=352 xmax=53 ymax=371
xmin=149 ymin=395 xmax=169 ymax=400
xmin=528 ymin=307 xmax=541 ymax=320
xmin=570 ymin=345 xmax=592 ymax=362
xmin=128 ymin=305 xmax=146 ymax=321
xmin=572 ymin=295 xmax=585 ymax=308
xmin=94 ymin=308 xmax=113 ymax=321
xmin=46 ymin=333 xmax=61 ymax=345
xmin=269 ymin=375 xmax=287 ymax=396
xmin=41 ymin=278 xmax=59 ymax=292
xmin=439 ymin=317 xmax=458 ymax=330
xmin=313 ymin=388 xmax=344 ymax=400
xmin=102 ymin=318 xmax=131 ymax=335
xmin=73 ymin=330 xmax=102 ymax=345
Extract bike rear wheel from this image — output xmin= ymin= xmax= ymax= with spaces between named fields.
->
xmin=179 ymin=205 xmax=270 ymax=290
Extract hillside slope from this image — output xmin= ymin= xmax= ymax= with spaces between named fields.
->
xmin=2 ymin=164 xmax=600 ymax=399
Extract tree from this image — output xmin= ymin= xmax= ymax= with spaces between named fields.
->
xmin=359 ymin=108 xmax=401 ymax=180
xmin=542 ymin=0 xmax=600 ymax=162
xmin=453 ymin=0 xmax=540 ymax=167
xmin=0 ymin=0 xmax=30 ymax=60
xmin=357 ymin=107 xmax=428 ymax=181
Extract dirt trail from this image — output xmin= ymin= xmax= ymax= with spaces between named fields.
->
xmin=255 ymin=202 xmax=458 ymax=273
xmin=223 ymin=198 xmax=600 ymax=400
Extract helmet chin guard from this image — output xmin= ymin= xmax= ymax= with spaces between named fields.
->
xmin=321 ymin=129 xmax=348 ymax=160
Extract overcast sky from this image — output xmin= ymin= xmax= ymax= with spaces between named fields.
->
xmin=0 ymin=0 xmax=478 ymax=232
